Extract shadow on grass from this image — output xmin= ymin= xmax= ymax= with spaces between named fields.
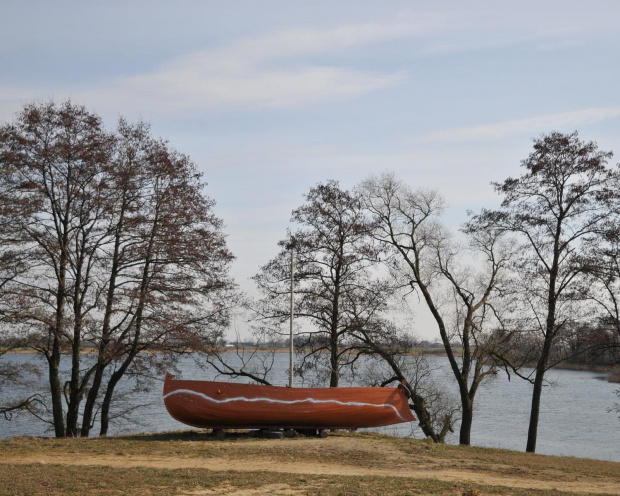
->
xmin=104 ymin=428 xmax=332 ymax=443
xmin=105 ymin=430 xmax=264 ymax=443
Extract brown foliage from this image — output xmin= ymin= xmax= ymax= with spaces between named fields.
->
xmin=0 ymin=101 xmax=236 ymax=437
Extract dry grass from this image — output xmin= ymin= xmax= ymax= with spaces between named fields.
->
xmin=0 ymin=431 xmax=618 ymax=496
xmin=0 ymin=464 xmax=587 ymax=496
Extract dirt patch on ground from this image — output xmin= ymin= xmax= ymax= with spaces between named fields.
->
xmin=177 ymin=483 xmax=310 ymax=495
xmin=4 ymin=436 xmax=619 ymax=495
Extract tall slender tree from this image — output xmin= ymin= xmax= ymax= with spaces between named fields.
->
xmin=472 ymin=131 xmax=620 ymax=452
xmin=253 ymin=181 xmax=385 ymax=387
xmin=95 ymin=123 xmax=236 ymax=436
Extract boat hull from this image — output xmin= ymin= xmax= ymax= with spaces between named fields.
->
xmin=163 ymin=374 xmax=416 ymax=430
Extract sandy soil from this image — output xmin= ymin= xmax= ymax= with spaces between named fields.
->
xmin=4 ymin=437 xmax=619 ymax=495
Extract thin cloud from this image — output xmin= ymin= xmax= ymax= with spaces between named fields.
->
xmin=79 ymin=67 xmax=406 ymax=115
xmin=2 ymin=7 xmax=618 ymax=118
xmin=76 ymin=13 xmax=616 ymax=116
xmin=187 ymin=16 xmax=449 ymax=66
xmin=0 ymin=18 xmax=443 ymax=119
xmin=64 ymin=18 xmax=446 ymax=116
xmin=412 ymin=108 xmax=620 ymax=144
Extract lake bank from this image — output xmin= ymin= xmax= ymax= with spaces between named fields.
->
xmin=0 ymin=431 xmax=618 ymax=496
xmin=2 ymin=352 xmax=619 ymax=461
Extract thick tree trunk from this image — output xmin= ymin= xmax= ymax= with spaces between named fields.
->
xmin=329 ymin=334 xmax=339 ymax=387
xmin=50 ymin=247 xmax=69 ymax=438
xmin=458 ymin=316 xmax=473 ymax=446
xmin=48 ymin=335 xmax=65 ymax=438
xmin=66 ymin=240 xmax=86 ymax=437
xmin=80 ymin=362 xmax=105 ymax=437
xmin=459 ymin=400 xmax=473 ymax=446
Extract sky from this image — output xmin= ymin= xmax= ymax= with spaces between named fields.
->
xmin=2 ymin=0 xmax=620 ymax=339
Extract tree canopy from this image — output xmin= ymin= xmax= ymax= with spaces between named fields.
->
xmin=0 ymin=101 xmax=236 ymax=437
xmin=472 ymin=131 xmax=620 ymax=452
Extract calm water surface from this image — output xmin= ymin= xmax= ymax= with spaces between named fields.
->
xmin=1 ymin=353 xmax=618 ymax=462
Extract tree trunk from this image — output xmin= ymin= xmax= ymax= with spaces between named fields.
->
xmin=526 ymin=332 xmax=553 ymax=452
xmin=329 ymin=266 xmax=341 ymax=388
xmin=409 ymin=389 xmax=444 ymax=442
xmin=459 ymin=399 xmax=473 ymax=446
xmin=67 ymin=234 xmax=91 ymax=437
xmin=329 ymin=334 xmax=339 ymax=387
xmin=65 ymin=299 xmax=83 ymax=437
xmin=415 ymin=265 xmax=472 ymax=444
xmin=377 ymin=350 xmax=449 ymax=443
xmin=526 ymin=228 xmax=559 ymax=453
xmin=526 ymin=363 xmax=545 ymax=452
xmin=80 ymin=362 xmax=105 ymax=436
xmin=50 ymin=245 xmax=69 ymax=438
xmin=100 ymin=220 xmax=152 ymax=436
xmin=81 ymin=208 xmax=124 ymax=437
xmin=48 ymin=333 xmax=65 ymax=438
xmin=65 ymin=345 xmax=81 ymax=436
xmin=99 ymin=351 xmax=137 ymax=436
xmin=99 ymin=372 xmax=118 ymax=436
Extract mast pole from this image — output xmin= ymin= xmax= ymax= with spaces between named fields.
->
xmin=289 ymin=241 xmax=295 ymax=388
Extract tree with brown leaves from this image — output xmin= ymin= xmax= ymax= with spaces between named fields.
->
xmin=0 ymin=101 xmax=236 ymax=437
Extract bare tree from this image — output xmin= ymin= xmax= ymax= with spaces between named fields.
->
xmin=360 ymin=173 xmax=511 ymax=445
xmin=0 ymin=101 xmax=115 ymax=436
xmin=251 ymin=180 xmax=461 ymax=441
xmin=472 ymin=131 xmax=620 ymax=452
xmin=84 ymin=119 xmax=237 ymax=437
xmin=253 ymin=181 xmax=386 ymax=387
xmin=0 ymin=101 xmax=236 ymax=437
xmin=197 ymin=329 xmax=278 ymax=386
xmin=581 ymin=232 xmax=620 ymax=357
xmin=0 ymin=339 xmax=46 ymax=421
xmin=348 ymin=319 xmax=459 ymax=442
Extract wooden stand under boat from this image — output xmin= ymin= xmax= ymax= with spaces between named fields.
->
xmin=163 ymin=373 xmax=416 ymax=430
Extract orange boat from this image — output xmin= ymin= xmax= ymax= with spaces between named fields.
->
xmin=163 ymin=373 xmax=416 ymax=431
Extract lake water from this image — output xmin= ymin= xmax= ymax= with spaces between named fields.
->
xmin=1 ymin=352 xmax=619 ymax=462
